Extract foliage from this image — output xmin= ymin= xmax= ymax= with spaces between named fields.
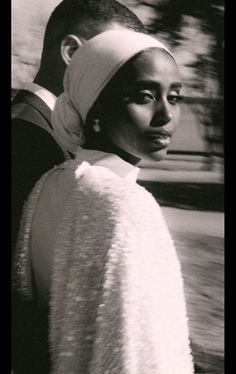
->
xmin=130 ymin=0 xmax=224 ymax=97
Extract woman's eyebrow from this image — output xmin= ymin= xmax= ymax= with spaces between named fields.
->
xmin=117 ymin=81 xmax=182 ymax=97
xmin=170 ymin=82 xmax=182 ymax=89
xmin=129 ymin=80 xmax=182 ymax=89
xmin=131 ymin=80 xmax=159 ymax=88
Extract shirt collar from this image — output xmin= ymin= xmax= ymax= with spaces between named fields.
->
xmin=24 ymin=82 xmax=57 ymax=111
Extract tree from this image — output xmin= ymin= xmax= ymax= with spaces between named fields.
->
xmin=130 ymin=0 xmax=224 ymax=98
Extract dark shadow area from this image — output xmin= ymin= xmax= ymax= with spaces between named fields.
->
xmin=138 ymin=181 xmax=224 ymax=212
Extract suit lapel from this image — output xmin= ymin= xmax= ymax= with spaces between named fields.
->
xmin=12 ymin=90 xmax=53 ymax=129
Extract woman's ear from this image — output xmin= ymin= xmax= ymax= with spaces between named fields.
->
xmin=61 ymin=34 xmax=84 ymax=65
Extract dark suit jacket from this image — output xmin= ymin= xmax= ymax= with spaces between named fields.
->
xmin=12 ymin=90 xmax=71 ymax=374
xmin=12 ymin=90 xmax=72 ymax=249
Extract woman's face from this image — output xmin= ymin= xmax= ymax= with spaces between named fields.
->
xmin=98 ymin=48 xmax=182 ymax=161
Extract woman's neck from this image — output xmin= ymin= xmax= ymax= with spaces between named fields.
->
xmin=82 ymin=141 xmax=141 ymax=166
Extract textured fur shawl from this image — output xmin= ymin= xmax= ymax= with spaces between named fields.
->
xmin=13 ymin=158 xmax=194 ymax=373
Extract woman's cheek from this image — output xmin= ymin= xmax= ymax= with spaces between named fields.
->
xmin=125 ymin=104 xmax=152 ymax=130
xmin=172 ymin=106 xmax=181 ymax=131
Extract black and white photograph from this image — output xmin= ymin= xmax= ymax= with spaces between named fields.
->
xmin=12 ymin=1 xmax=224 ymax=373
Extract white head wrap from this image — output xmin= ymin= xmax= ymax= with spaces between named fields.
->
xmin=52 ymin=30 xmax=174 ymax=155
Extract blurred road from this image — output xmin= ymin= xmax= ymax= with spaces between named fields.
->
xmin=163 ymin=207 xmax=224 ymax=373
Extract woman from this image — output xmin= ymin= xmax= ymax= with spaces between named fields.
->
xmin=13 ymin=30 xmax=194 ymax=373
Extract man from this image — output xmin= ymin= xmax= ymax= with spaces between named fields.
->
xmin=12 ymin=0 xmax=145 ymax=250
xmin=12 ymin=2 xmax=145 ymax=373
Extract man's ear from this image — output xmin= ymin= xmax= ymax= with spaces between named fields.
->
xmin=61 ymin=34 xmax=84 ymax=65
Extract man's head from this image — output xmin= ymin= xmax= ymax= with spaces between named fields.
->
xmin=34 ymin=0 xmax=145 ymax=95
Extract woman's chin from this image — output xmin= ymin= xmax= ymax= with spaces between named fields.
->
xmin=142 ymin=147 xmax=169 ymax=162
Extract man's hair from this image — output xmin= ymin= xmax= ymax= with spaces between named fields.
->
xmin=41 ymin=0 xmax=145 ymax=59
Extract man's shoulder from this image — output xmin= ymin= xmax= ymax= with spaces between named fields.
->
xmin=12 ymin=90 xmax=52 ymax=126
xmin=12 ymin=89 xmax=41 ymax=109
xmin=12 ymin=90 xmax=70 ymax=164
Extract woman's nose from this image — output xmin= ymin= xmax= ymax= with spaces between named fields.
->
xmin=151 ymin=100 xmax=172 ymax=127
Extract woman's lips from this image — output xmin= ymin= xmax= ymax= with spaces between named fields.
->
xmin=147 ymin=130 xmax=171 ymax=147
xmin=152 ymin=136 xmax=170 ymax=147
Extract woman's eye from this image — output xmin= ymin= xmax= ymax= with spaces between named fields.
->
xmin=168 ymin=92 xmax=182 ymax=105
xmin=131 ymin=90 xmax=156 ymax=104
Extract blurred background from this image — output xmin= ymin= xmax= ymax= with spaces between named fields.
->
xmin=12 ymin=0 xmax=224 ymax=372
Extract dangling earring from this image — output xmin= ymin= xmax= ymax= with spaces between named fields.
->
xmin=92 ymin=118 xmax=101 ymax=133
